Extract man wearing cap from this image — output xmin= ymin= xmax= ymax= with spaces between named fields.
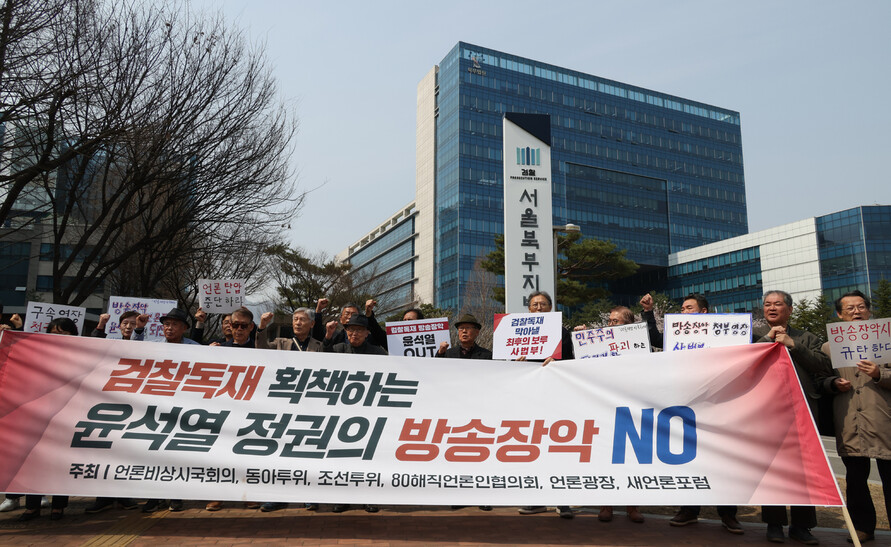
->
xmin=158 ymin=308 xmax=200 ymax=345
xmin=436 ymin=314 xmax=492 ymax=359
xmin=323 ymin=314 xmax=386 ymax=355
xmin=142 ymin=308 xmax=195 ymax=513
xmin=322 ymin=313 xmax=383 ymax=513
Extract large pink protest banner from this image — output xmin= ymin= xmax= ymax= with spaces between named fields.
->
xmin=0 ymin=331 xmax=842 ymax=506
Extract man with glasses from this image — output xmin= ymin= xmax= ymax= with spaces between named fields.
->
xmin=205 ymin=306 xmax=261 ymax=512
xmin=214 ymin=307 xmax=255 ymax=348
xmin=817 ymin=290 xmax=890 ymax=544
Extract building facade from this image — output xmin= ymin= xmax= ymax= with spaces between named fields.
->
xmin=666 ymin=205 xmax=891 ymax=311
xmin=346 ymin=42 xmax=748 ymax=312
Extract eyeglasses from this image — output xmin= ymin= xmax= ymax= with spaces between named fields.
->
xmin=842 ymin=305 xmax=869 ymax=313
xmin=230 ymin=322 xmax=251 ymax=330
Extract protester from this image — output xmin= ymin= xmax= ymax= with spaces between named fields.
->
xmin=651 ymin=294 xmax=744 ymax=535
xmin=90 ymin=310 xmax=147 ymax=341
xmin=17 ymin=319 xmax=78 ymax=522
xmin=436 ymin=313 xmax=493 ymax=512
xmin=754 ymin=290 xmax=831 ymax=545
xmin=639 ymin=293 xmax=710 ymax=350
xmin=84 ymin=310 xmax=144 ymax=514
xmin=816 ymin=290 xmax=889 ymax=544
xmin=591 ymin=305 xmax=646 ymax=524
xmin=142 ymin=308 xmax=196 ymax=512
xmin=0 ymin=313 xmax=31 ymax=513
xmin=324 ymin=314 xmax=386 ymax=356
xmin=205 ymin=306 xmax=261 ymax=511
xmin=436 ymin=314 xmax=492 ymax=359
xmin=256 ymin=308 xmax=323 ymax=352
xmin=254 ymin=307 xmax=323 ymax=512
xmin=516 ymin=291 xmax=574 ymax=519
xmin=213 ymin=307 xmax=254 ymax=348
xmin=323 ymin=314 xmax=382 ymax=512
xmin=313 ymin=299 xmax=360 ymax=345
xmin=402 ymin=308 xmax=425 ymax=321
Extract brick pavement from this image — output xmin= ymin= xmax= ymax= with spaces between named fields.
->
xmin=2 ymin=500 xmax=889 ymax=546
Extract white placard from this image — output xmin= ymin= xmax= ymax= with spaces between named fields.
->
xmin=385 ymin=318 xmax=451 ymax=358
xmin=492 ymin=311 xmax=562 ymax=360
xmin=571 ymin=323 xmax=651 ymax=359
xmin=825 ymin=317 xmax=891 ymax=368
xmin=663 ymin=313 xmax=752 ymax=352
xmin=106 ymin=296 xmax=178 ymax=341
xmin=23 ymin=302 xmax=86 ymax=334
xmin=197 ymin=279 xmax=246 ymax=314
xmin=502 ymin=114 xmax=554 ymax=313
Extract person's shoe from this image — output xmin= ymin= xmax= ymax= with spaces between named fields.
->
xmin=0 ymin=497 xmax=20 ymax=512
xmin=40 ymin=496 xmax=50 ymax=508
xmin=847 ymin=530 xmax=874 ymax=543
xmin=168 ymin=499 xmax=184 ymax=512
xmin=17 ymin=510 xmax=40 ymax=522
xmin=627 ymin=506 xmax=644 ymax=523
xmin=669 ymin=508 xmax=698 ymax=526
xmin=598 ymin=506 xmax=613 ymax=522
xmin=118 ymin=498 xmax=138 ymax=510
xmin=767 ymin=524 xmax=786 ymax=543
xmin=721 ymin=514 xmax=744 ymax=534
xmin=205 ymin=501 xmax=223 ymax=511
xmin=245 ymin=502 xmax=262 ymax=509
xmin=518 ymin=506 xmax=548 ymax=515
xmin=478 ymin=506 xmax=492 ymax=511
xmin=304 ymin=503 xmax=319 ymax=511
xmin=332 ymin=504 xmax=350 ymax=513
xmin=364 ymin=505 xmax=379 ymax=513
xmin=788 ymin=526 xmax=818 ymax=545
xmin=141 ymin=499 xmax=161 ymax=513
xmin=85 ymin=499 xmax=115 ymax=514
xmin=557 ymin=506 xmax=574 ymax=519
xmin=49 ymin=509 xmax=64 ymax=521
xmin=260 ymin=502 xmax=287 ymax=512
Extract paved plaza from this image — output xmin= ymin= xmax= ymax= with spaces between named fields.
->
xmin=1 ymin=500 xmax=888 ymax=546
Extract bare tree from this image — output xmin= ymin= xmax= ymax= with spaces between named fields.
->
xmin=458 ymin=256 xmax=504 ymax=350
xmin=1 ymin=0 xmax=302 ymax=306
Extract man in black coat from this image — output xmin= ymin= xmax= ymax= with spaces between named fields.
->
xmin=435 ymin=314 xmax=492 ymax=359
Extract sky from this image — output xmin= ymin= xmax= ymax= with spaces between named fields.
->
xmin=208 ymin=0 xmax=891 ymax=257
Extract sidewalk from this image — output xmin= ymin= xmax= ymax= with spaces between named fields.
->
xmin=1 ymin=500 xmax=888 ymax=546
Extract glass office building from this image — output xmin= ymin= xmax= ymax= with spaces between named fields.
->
xmin=428 ymin=42 xmax=747 ymax=310
xmin=666 ymin=206 xmax=891 ymax=311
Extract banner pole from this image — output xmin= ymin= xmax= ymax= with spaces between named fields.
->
xmin=841 ymin=505 xmax=860 ymax=547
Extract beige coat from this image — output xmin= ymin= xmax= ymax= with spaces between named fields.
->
xmin=255 ymin=328 xmax=323 ymax=352
xmin=820 ymin=341 xmax=891 ymax=459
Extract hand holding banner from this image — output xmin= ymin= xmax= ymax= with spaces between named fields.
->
xmin=24 ymin=302 xmax=86 ymax=333
xmin=197 ymin=279 xmax=246 ymax=314
xmin=826 ymin=317 xmax=891 ymax=368
xmin=663 ymin=313 xmax=751 ymax=352
xmin=492 ymin=312 xmax=562 ymax=360
xmin=386 ymin=318 xmax=451 ymax=358
xmin=107 ymin=296 xmax=177 ymax=341
xmin=571 ymin=323 xmax=651 ymax=359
